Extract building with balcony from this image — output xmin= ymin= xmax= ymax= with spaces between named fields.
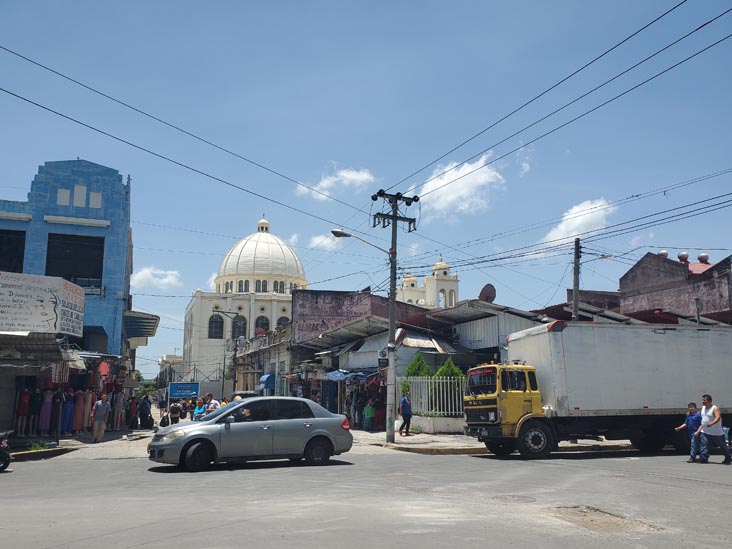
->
xmin=0 ymin=159 xmax=158 ymax=364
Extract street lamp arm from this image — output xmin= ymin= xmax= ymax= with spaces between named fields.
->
xmin=331 ymin=229 xmax=390 ymax=255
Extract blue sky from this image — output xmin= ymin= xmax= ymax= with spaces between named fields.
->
xmin=2 ymin=1 xmax=731 ymax=378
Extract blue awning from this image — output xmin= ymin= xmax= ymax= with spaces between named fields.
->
xmin=327 ymin=370 xmax=368 ymax=382
xmin=259 ymin=373 xmax=275 ymax=390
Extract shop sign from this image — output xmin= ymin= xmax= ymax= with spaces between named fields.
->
xmin=0 ymin=271 xmax=85 ymax=337
xmin=169 ymin=382 xmax=200 ymax=399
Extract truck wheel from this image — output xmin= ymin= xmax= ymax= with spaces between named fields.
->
xmin=184 ymin=442 xmax=213 ymax=472
xmin=517 ymin=422 xmax=555 ymax=459
xmin=485 ymin=441 xmax=516 ymax=456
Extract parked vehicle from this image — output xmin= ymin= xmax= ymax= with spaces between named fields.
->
xmin=148 ymin=397 xmax=353 ymax=471
xmin=0 ymin=430 xmax=13 ymax=472
xmin=464 ymin=321 xmax=732 ymax=458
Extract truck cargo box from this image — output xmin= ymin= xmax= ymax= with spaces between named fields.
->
xmin=507 ymin=321 xmax=732 ymax=417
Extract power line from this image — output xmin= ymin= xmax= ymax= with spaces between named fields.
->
xmin=416 ymin=31 xmax=732 ymax=199
xmin=0 ymin=85 xmax=384 ymax=242
xmin=0 ymin=45 xmax=366 ymax=213
xmin=386 ymin=0 xmax=691 ymax=191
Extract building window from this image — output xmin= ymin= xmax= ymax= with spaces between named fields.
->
xmin=244 ymin=280 xmax=250 ymax=292
xmin=89 ymin=192 xmax=102 ymax=209
xmin=261 ymin=280 xmax=268 ymax=292
xmin=273 ymin=281 xmax=279 ymax=293
xmin=279 ymin=281 xmax=286 ymax=293
xmin=57 ymin=189 xmax=70 ymax=206
xmin=0 ymin=230 xmax=26 ymax=273
xmin=232 ymin=315 xmax=247 ymax=339
xmin=45 ymin=233 xmax=104 ymax=284
xmin=255 ymin=280 xmax=262 ymax=293
xmin=255 ymin=316 xmax=270 ymax=335
xmin=277 ymin=316 xmax=289 ymax=327
xmin=73 ymin=185 xmax=87 ymax=207
xmin=208 ymin=314 xmax=224 ymax=339
xmin=238 ymin=280 xmax=244 ymax=293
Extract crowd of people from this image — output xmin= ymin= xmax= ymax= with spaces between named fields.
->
xmin=158 ymin=393 xmax=228 ymax=426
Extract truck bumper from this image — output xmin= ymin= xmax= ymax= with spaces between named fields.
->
xmin=465 ymin=425 xmax=502 ymax=440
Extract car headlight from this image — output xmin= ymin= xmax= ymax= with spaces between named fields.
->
xmin=488 ymin=411 xmax=496 ymax=421
xmin=161 ymin=430 xmax=186 ymax=442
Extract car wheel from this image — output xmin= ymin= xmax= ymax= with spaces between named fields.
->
xmin=304 ymin=438 xmax=332 ymax=466
xmin=184 ymin=442 xmax=212 ymax=472
xmin=0 ymin=453 xmax=10 ymax=472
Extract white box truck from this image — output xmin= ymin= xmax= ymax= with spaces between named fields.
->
xmin=463 ymin=321 xmax=732 ymax=458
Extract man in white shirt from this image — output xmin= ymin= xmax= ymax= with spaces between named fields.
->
xmin=695 ymin=394 xmax=731 ymax=465
xmin=205 ymin=393 xmax=220 ymax=415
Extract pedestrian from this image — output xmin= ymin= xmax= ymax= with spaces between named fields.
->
xmin=398 ymin=391 xmax=413 ymax=436
xmin=355 ymin=390 xmax=367 ymax=429
xmin=138 ymin=395 xmax=152 ymax=429
xmin=675 ymin=402 xmax=702 ymax=462
xmin=695 ymin=394 xmax=732 ymax=464
xmin=204 ymin=393 xmax=220 ymax=415
xmin=169 ymin=399 xmax=181 ymax=425
xmin=363 ymin=399 xmax=375 ymax=431
xmin=128 ymin=396 xmax=138 ymax=430
xmin=92 ymin=393 xmax=111 ymax=443
xmin=179 ymin=399 xmax=188 ymax=420
xmin=193 ymin=397 xmax=207 ymax=420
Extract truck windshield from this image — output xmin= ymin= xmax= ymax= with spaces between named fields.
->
xmin=467 ymin=367 xmax=497 ymax=396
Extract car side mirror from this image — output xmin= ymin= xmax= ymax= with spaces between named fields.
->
xmin=224 ymin=416 xmax=235 ymax=424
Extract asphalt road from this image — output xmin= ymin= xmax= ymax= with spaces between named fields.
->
xmin=2 ymin=448 xmax=730 ymax=548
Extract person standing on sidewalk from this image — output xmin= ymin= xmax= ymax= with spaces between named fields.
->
xmin=398 ymin=391 xmax=413 ymax=437
xmin=675 ymin=402 xmax=702 ymax=462
xmin=169 ymin=399 xmax=181 ymax=425
xmin=92 ymin=393 xmax=111 ymax=443
xmin=695 ymin=394 xmax=732 ymax=464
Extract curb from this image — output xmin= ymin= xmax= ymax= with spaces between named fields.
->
xmin=10 ymin=447 xmax=76 ymax=462
xmin=383 ymin=442 xmax=634 ymax=456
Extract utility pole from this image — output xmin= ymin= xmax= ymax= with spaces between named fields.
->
xmin=371 ymin=189 xmax=419 ymax=443
xmin=572 ymin=237 xmax=581 ymax=321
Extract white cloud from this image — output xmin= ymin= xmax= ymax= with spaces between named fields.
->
xmin=308 ymin=234 xmax=342 ymax=251
xmin=516 ymin=145 xmax=534 ymax=177
xmin=207 ymin=272 xmax=217 ymax=290
xmin=417 ymin=153 xmax=505 ymax=221
xmin=408 ymin=243 xmax=420 ymax=256
xmin=131 ymin=266 xmax=183 ymax=289
xmin=288 ymin=233 xmax=299 ymax=246
xmin=542 ymin=199 xmax=617 ymax=244
xmin=629 ymin=232 xmax=654 ymax=248
xmin=296 ymin=163 xmax=376 ymax=200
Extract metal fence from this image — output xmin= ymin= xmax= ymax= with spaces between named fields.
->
xmin=399 ymin=376 xmax=465 ymax=417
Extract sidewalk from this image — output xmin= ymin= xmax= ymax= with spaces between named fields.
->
xmin=351 ymin=429 xmax=633 ymax=455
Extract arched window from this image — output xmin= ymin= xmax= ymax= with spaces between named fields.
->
xmin=261 ymin=280 xmax=268 ymax=292
xmin=289 ymin=282 xmax=293 ymax=293
xmin=238 ymin=280 xmax=244 ymax=293
xmin=208 ymin=314 xmax=224 ymax=339
xmin=449 ymin=289 xmax=456 ymax=307
xmin=438 ymin=289 xmax=446 ymax=308
xmin=255 ymin=316 xmax=270 ymax=335
xmin=279 ymin=281 xmax=286 ymax=293
xmin=273 ymin=281 xmax=279 ymax=293
xmin=277 ymin=316 xmax=289 ymax=327
xmin=244 ymin=280 xmax=249 ymax=292
xmin=232 ymin=315 xmax=247 ymax=340
xmin=255 ymin=280 xmax=262 ymax=293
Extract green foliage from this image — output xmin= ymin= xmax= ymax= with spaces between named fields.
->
xmin=405 ymin=353 xmax=431 ymax=377
xmin=401 ymin=380 xmax=410 ymax=395
xmin=434 ymin=357 xmax=464 ymax=378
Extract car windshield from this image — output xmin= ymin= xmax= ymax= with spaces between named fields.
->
xmin=467 ymin=367 xmax=497 ymax=396
xmin=193 ymin=401 xmax=239 ymax=422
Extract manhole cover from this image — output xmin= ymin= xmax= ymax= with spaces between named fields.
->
xmin=492 ymin=495 xmax=536 ymax=504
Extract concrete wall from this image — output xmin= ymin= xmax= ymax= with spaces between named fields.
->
xmin=411 ymin=415 xmax=464 ymax=434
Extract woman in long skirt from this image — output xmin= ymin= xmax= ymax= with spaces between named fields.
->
xmin=38 ymin=389 xmax=53 ymax=436
xmin=60 ymin=388 xmax=75 ymax=435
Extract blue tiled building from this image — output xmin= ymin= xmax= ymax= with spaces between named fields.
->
xmin=0 ymin=159 xmax=158 ymax=358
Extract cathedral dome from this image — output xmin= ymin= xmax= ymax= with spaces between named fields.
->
xmin=216 ymin=218 xmax=306 ymax=282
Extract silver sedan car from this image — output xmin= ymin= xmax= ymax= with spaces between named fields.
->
xmin=147 ymin=397 xmax=353 ymax=471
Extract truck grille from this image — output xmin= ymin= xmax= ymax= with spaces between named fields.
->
xmin=465 ymin=408 xmax=496 ymax=423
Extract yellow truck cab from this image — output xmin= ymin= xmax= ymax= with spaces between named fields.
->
xmin=464 ymin=362 xmax=554 ymax=458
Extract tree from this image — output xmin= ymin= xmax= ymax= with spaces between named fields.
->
xmin=405 ymin=353 xmax=431 ymax=377
xmin=434 ymin=357 xmax=464 ymax=378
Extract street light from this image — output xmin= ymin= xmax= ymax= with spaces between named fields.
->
xmin=331 ymin=228 xmax=398 ymax=443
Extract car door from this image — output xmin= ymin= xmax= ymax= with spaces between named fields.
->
xmin=219 ymin=400 xmax=274 ymax=458
xmin=272 ymin=400 xmax=316 ymax=455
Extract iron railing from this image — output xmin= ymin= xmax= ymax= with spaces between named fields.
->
xmin=399 ymin=376 xmax=465 ymax=417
